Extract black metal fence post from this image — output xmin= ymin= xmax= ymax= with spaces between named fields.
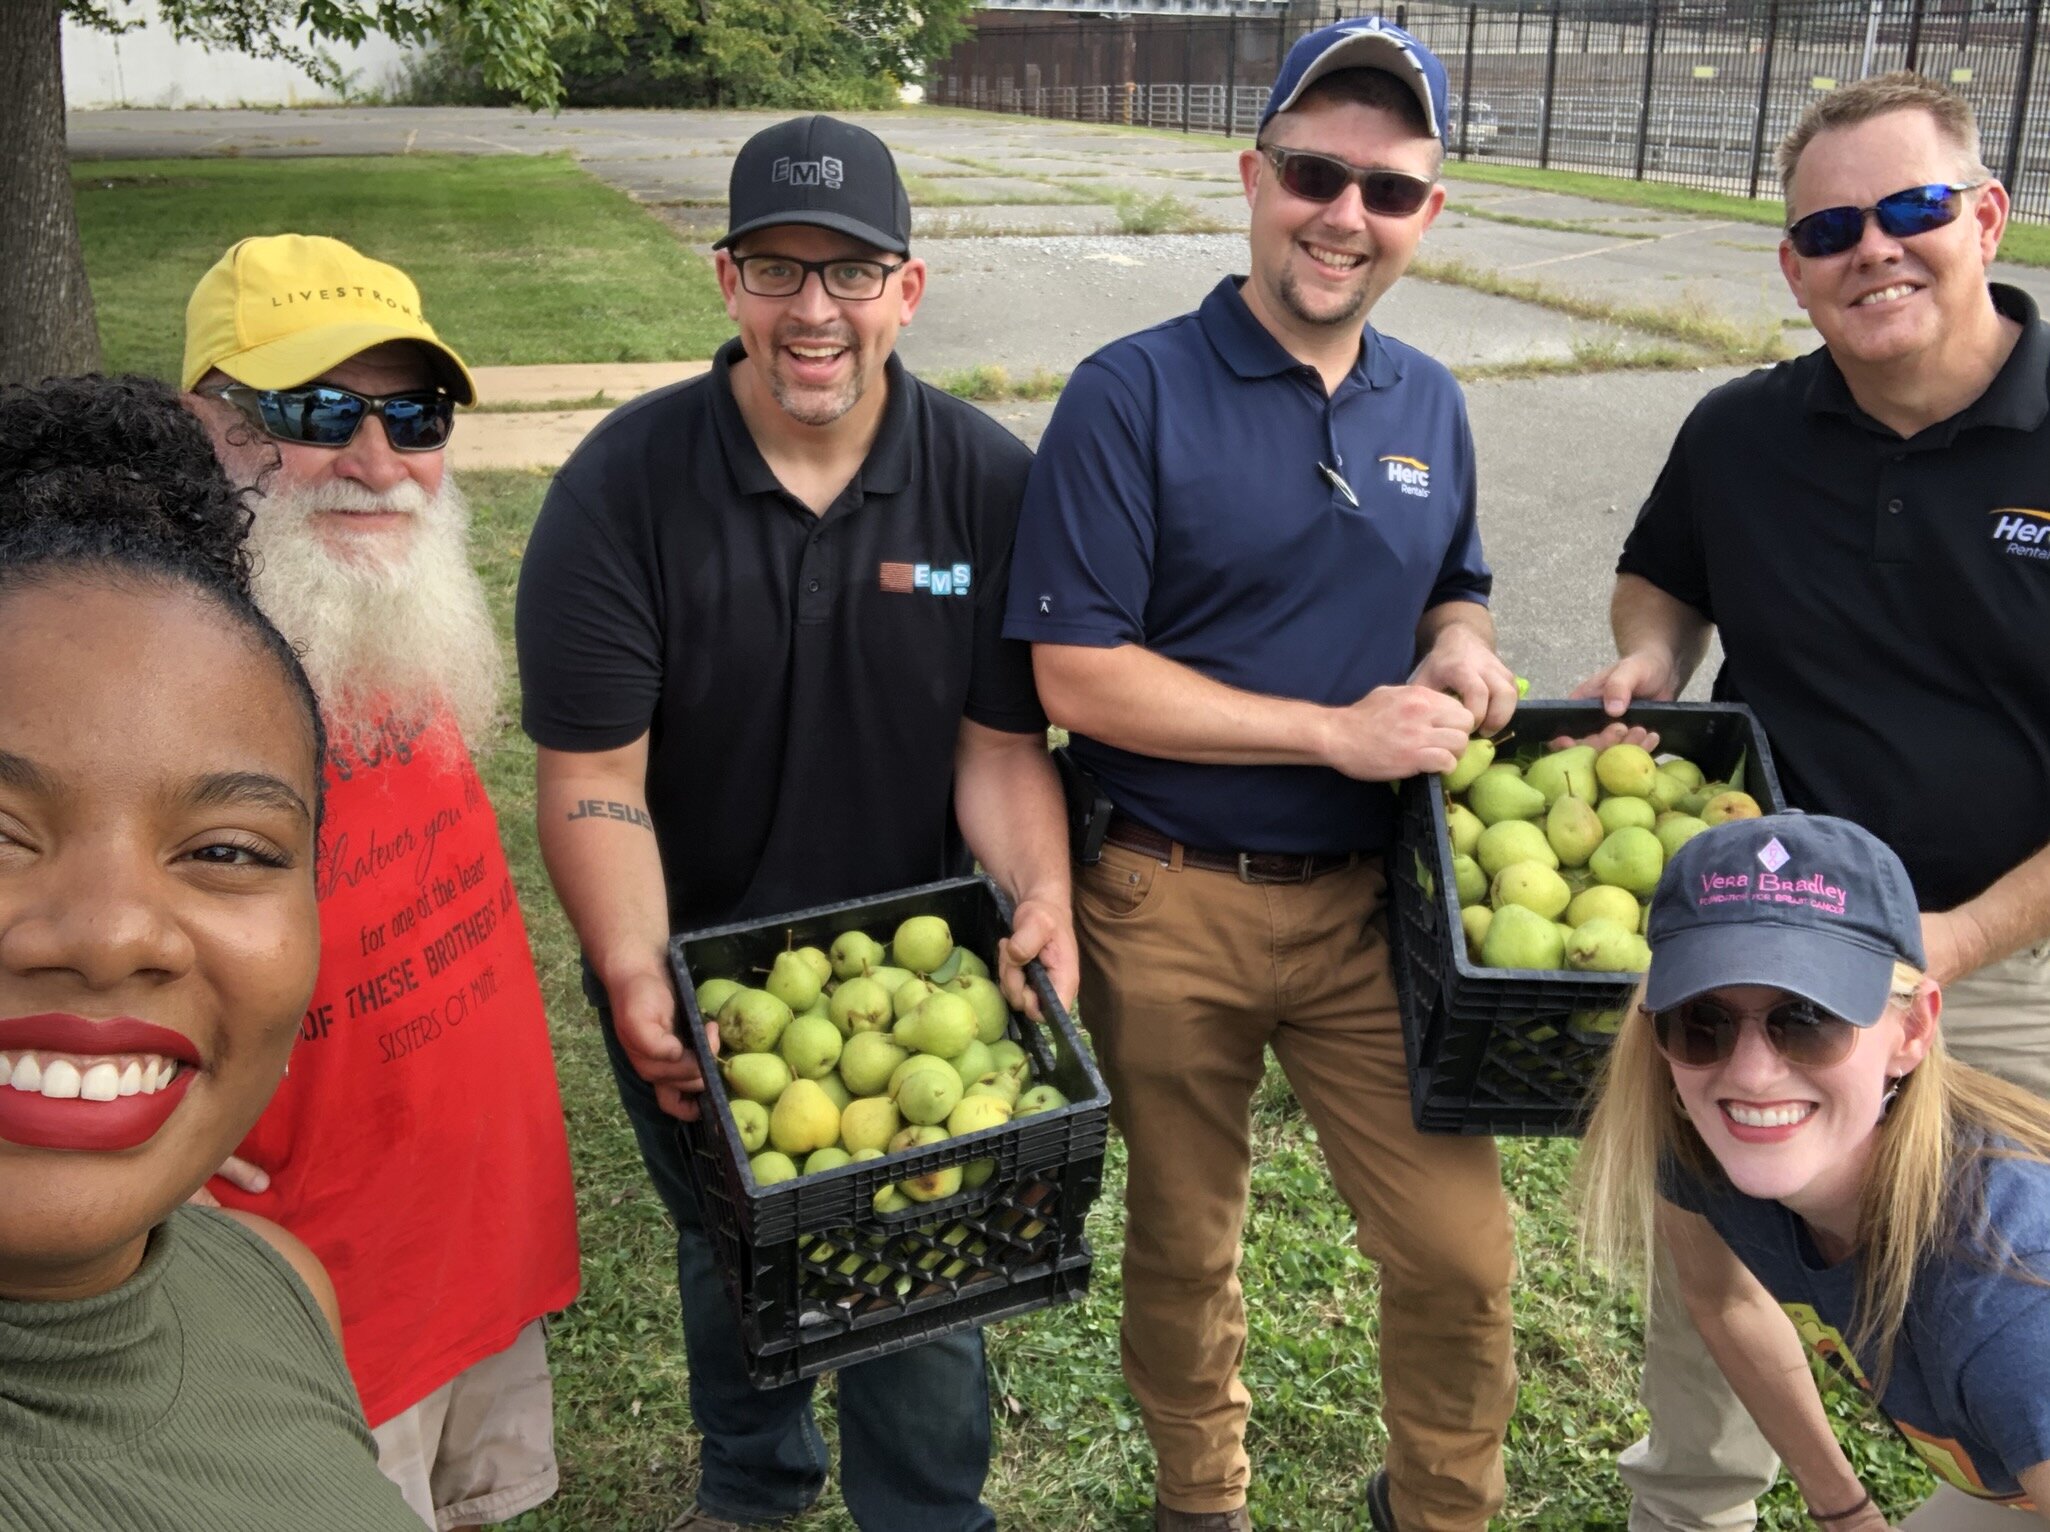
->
xmin=1457 ymin=3 xmax=1478 ymax=160
xmin=1633 ymin=0 xmax=1660 ymax=180
xmin=1903 ymin=0 xmax=1926 ymax=74
xmin=1225 ymin=11 xmax=1240 ymax=137
xmin=1746 ymin=0 xmax=1782 ymax=200
xmin=1538 ymin=0 xmax=1564 ymax=169
xmin=2007 ymin=0 xmax=2046 ymax=192
xmin=1182 ymin=19 xmax=1193 ymax=133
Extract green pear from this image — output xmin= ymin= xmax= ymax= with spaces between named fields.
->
xmin=1475 ymin=819 xmax=1558 ymax=879
xmin=892 ymin=976 xmax=939 ymax=1020
xmin=724 ymin=989 xmax=793 ymax=1054
xmin=1702 ymin=790 xmax=1763 ymax=825
xmin=730 ymin=1098 xmax=769 ymax=1153
xmin=1491 ymin=862 xmax=1572 ymax=921
xmin=1478 ymin=902 xmax=1566 ymax=970
xmin=894 ymin=992 xmax=978 ymax=1059
xmin=873 ymin=1183 xmax=913 ymax=1214
xmin=1641 ymin=899 xmax=1653 ymax=935
xmin=723 ymin=1051 xmax=792 ymax=1105
xmin=1445 ymin=801 xmax=1484 ymax=858
xmin=816 ymin=1073 xmax=852 ymax=1112
xmin=840 ymin=1096 xmax=902 ymax=1155
xmin=1015 ymin=1084 xmax=1069 ymax=1117
xmin=1656 ymin=814 xmax=1711 ymax=859
xmin=987 ymin=1040 xmax=1028 ymax=1076
xmin=1660 ymin=756 xmax=1705 ymax=791
xmin=829 ymin=929 xmax=886 ymax=980
xmin=765 ymin=950 xmax=823 ymax=1014
xmin=804 ymin=1147 xmax=852 ymax=1176
xmin=1567 ymin=884 xmax=1641 ymax=930
xmin=1569 ymin=1007 xmax=1630 ymax=1037
xmin=779 ymin=1015 xmax=843 ymax=1080
xmin=1475 ymin=761 xmax=1525 ymax=784
xmin=750 ymin=1151 xmax=798 ymax=1185
xmin=849 ymin=1147 xmax=885 ymax=1162
xmin=867 ymin=965 xmax=914 ymax=996
xmin=840 ymin=1032 xmax=910 ymax=1097
xmin=829 ymin=975 xmax=895 ymax=1036
xmin=796 ymin=995 xmax=832 ymax=1023
xmin=1545 ymin=793 xmax=1605 ymax=868
xmin=1597 ymin=796 xmax=1659 ymax=834
xmin=695 ymin=977 xmax=743 ymax=1020
xmin=949 ymin=1038 xmax=997 ymax=1088
xmin=1556 ymin=921 xmax=1577 ymax=949
xmin=1564 ymin=917 xmax=1653 ymax=973
xmin=1590 ymin=826 xmax=1665 ymax=897
xmin=892 ymin=915 xmax=954 ymax=975
xmin=895 ymin=1063 xmax=964 ymax=1126
xmin=888 ymin=1052 xmax=957 ymax=1096
xmin=1452 ymin=853 xmax=1488 ymax=907
xmin=1442 ymin=736 xmax=1495 ymax=793
xmin=1461 ymin=904 xmax=1493 ymax=959
xmin=948 ymin=1095 xmax=1013 ymax=1136
xmin=1647 ymin=769 xmax=1689 ymax=813
xmin=1468 ymin=769 xmax=1548 ymax=826
xmin=948 ymin=974 xmax=1010 ymax=1044
xmin=963 ymin=1158 xmax=997 ymax=1190
xmin=794 ymin=946 xmax=833 ymax=986
xmin=1524 ymin=745 xmax=1597 ymax=807
xmin=967 ymin=1073 xmax=1022 ymax=1109
xmin=1595 ymin=742 xmax=1660 ymax=799
xmin=955 ymin=950 xmax=990 ymax=981
xmin=902 ymin=1164 xmax=964 ymax=1203
xmin=769 ymin=1078 xmax=840 ymax=1156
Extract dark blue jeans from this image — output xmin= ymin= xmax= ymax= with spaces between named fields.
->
xmin=596 ymin=1006 xmax=997 ymax=1531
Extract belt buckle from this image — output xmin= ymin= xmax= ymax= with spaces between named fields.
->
xmin=1237 ymin=851 xmax=1310 ymax=885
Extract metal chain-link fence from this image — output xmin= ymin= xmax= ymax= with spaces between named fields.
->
xmin=932 ymin=1 xmax=2049 ymax=220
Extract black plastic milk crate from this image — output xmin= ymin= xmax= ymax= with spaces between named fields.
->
xmin=668 ymin=875 xmax=1112 ymax=1388
xmin=1388 ymin=702 xmax=1785 ymax=1137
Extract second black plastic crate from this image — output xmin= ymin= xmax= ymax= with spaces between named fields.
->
xmin=1388 ymin=701 xmax=1785 ymax=1136
xmin=669 ymin=875 xmax=1111 ymax=1387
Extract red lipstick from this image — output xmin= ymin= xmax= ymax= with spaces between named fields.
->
xmin=0 ymin=1014 xmax=200 ymax=1152
xmin=0 ymin=1014 xmax=200 ymax=1061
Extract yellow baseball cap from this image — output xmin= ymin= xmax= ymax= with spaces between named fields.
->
xmin=181 ymin=234 xmax=477 ymax=406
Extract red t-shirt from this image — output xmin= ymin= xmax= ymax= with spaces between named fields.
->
xmin=214 ymin=714 xmax=580 ymax=1427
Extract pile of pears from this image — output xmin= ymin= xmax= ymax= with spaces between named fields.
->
xmin=1442 ymin=737 xmax=1761 ymax=975
xmin=696 ymin=913 xmax=1070 ymax=1211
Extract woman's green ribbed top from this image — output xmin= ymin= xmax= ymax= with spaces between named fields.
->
xmin=0 ymin=1206 xmax=421 ymax=1531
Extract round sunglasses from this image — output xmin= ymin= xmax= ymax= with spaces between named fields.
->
xmin=209 ymin=382 xmax=456 ymax=453
xmin=1259 ymin=146 xmax=1437 ymax=217
xmin=1646 ymin=996 xmax=1865 ymax=1070
xmin=1784 ymin=181 xmax=1982 ymax=259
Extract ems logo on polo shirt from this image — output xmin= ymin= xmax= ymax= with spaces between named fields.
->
xmin=1988 ymin=507 xmax=2050 ymax=563
xmin=1380 ymin=453 xmax=1431 ymax=499
xmin=879 ymin=560 xmax=972 ymax=595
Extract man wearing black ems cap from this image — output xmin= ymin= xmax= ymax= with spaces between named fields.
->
xmin=517 ymin=115 xmax=1078 ymax=1532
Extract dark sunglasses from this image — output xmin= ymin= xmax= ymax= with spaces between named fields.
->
xmin=209 ymin=382 xmax=456 ymax=453
xmin=1647 ymin=997 xmax=1864 ymax=1070
xmin=1785 ymin=181 xmax=1982 ymax=258
xmin=1260 ymin=146 xmax=1437 ymax=217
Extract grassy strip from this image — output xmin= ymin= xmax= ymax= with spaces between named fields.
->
xmin=1413 ymin=254 xmax=1790 ymax=365
xmin=933 ymin=364 xmax=1067 ymax=402
xmin=73 ymin=154 xmax=732 ymax=380
xmin=903 ymin=174 xmax=1096 ymax=207
xmin=468 ymin=394 xmax=624 ymax=414
xmin=1451 ymin=205 xmax=1655 ymax=241
xmin=1454 ymin=336 xmax=1711 ymax=383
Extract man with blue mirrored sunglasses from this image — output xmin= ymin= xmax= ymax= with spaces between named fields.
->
xmin=1574 ymin=72 xmax=2050 ymax=1532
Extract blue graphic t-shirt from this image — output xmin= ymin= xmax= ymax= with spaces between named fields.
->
xmin=1667 ymin=1144 xmax=2050 ymax=1504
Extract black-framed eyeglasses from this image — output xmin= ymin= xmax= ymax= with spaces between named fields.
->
xmin=1645 ymin=997 xmax=1866 ymax=1070
xmin=207 ymin=382 xmax=455 ymax=453
xmin=1259 ymin=146 xmax=1437 ymax=217
xmin=732 ymin=254 xmax=908 ymax=302
xmin=1785 ymin=181 xmax=1983 ymax=258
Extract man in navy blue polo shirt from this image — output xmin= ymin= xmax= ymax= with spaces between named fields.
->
xmin=1006 ymin=20 xmax=1519 ymax=1532
xmin=1576 ymin=73 xmax=2050 ymax=1532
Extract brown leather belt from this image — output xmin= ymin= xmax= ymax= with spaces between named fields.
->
xmin=1103 ymin=813 xmax=1359 ymax=884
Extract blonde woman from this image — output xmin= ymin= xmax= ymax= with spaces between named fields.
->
xmin=1580 ymin=813 xmax=2050 ymax=1531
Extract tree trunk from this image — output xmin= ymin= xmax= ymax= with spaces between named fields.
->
xmin=1 ymin=0 xmax=102 ymax=385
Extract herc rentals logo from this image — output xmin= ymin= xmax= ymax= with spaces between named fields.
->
xmin=879 ymin=561 xmax=972 ymax=597
xmin=773 ymin=155 xmax=844 ymax=189
xmin=1380 ymin=454 xmax=1431 ymax=500
xmin=1989 ymin=507 xmax=2050 ymax=562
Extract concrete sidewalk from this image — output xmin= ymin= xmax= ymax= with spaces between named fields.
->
xmin=454 ymin=361 xmax=710 ymax=470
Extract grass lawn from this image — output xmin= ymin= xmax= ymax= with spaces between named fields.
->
xmin=460 ymin=468 xmax=1934 ymax=1530
xmin=72 ymin=154 xmax=733 ymax=381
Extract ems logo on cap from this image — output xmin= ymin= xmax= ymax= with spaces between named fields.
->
xmin=773 ymin=155 xmax=844 ymax=189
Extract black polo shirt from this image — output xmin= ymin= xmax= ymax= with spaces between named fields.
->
xmin=516 ymin=340 xmax=1044 ymax=931
xmin=1619 ymin=283 xmax=2050 ymax=912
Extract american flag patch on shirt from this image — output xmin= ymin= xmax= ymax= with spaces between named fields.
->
xmin=878 ymin=561 xmax=917 ymax=593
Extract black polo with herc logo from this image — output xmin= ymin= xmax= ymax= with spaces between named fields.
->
xmin=1619 ymin=282 xmax=2050 ymax=912
xmin=516 ymin=339 xmax=1043 ymax=930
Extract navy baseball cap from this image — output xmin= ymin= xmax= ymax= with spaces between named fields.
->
xmin=1644 ymin=813 xmax=1925 ymax=1025
xmin=1260 ymin=16 xmax=1450 ymax=142
xmin=716 ymin=115 xmax=912 ymax=255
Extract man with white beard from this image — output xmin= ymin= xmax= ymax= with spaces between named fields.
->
xmin=181 ymin=235 xmax=580 ymax=1532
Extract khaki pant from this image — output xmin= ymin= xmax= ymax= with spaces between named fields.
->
xmin=1622 ymin=942 xmax=2050 ymax=1532
xmin=1076 ymin=842 xmax=1517 ymax=1530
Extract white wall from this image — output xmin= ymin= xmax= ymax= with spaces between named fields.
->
xmin=63 ymin=9 xmax=420 ymax=109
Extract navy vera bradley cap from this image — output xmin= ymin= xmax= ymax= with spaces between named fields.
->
xmin=1645 ymin=813 xmax=1926 ymax=1024
xmin=1259 ymin=16 xmax=1451 ymax=142
xmin=716 ymin=115 xmax=912 ymax=256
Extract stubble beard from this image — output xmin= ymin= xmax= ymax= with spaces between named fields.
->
xmin=765 ymin=325 xmax=866 ymax=427
xmin=1276 ymin=261 xmax=1373 ymax=332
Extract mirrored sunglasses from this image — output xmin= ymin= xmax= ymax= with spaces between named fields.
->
xmin=1260 ymin=146 xmax=1436 ymax=217
xmin=212 ymin=382 xmax=456 ymax=453
xmin=1647 ymin=996 xmax=1864 ymax=1069
xmin=1785 ymin=181 xmax=1982 ymax=258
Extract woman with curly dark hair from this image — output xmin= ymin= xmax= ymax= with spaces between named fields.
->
xmin=0 ymin=374 xmax=419 ymax=1530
